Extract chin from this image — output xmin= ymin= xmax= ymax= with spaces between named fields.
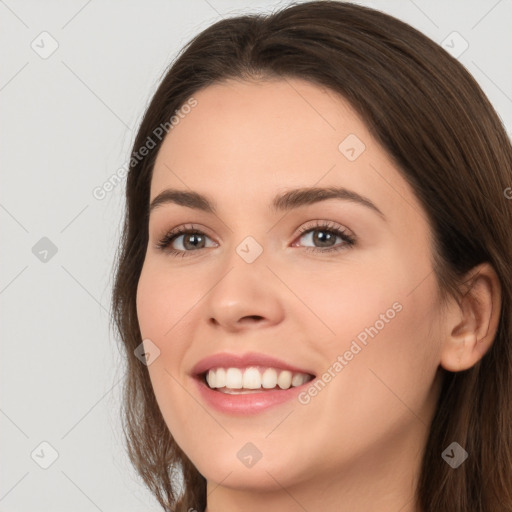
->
xmin=201 ymin=460 xmax=296 ymax=491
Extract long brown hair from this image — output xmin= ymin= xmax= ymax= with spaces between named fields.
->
xmin=111 ymin=2 xmax=512 ymax=510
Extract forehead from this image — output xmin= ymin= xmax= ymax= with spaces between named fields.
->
xmin=154 ymin=78 xmax=370 ymax=179
xmin=150 ymin=78 xmax=422 ymax=225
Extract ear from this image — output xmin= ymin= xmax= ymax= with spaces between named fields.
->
xmin=440 ymin=262 xmax=502 ymax=372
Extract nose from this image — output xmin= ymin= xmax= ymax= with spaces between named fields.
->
xmin=204 ymin=261 xmax=286 ymax=333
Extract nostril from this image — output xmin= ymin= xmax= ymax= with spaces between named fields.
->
xmin=241 ymin=315 xmax=264 ymax=322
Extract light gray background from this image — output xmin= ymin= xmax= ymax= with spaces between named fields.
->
xmin=1 ymin=1 xmax=511 ymax=510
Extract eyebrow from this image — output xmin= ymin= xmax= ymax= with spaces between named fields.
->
xmin=149 ymin=186 xmax=385 ymax=220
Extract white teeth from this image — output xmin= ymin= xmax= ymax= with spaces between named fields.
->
xmin=215 ymin=368 xmax=226 ymax=388
xmin=242 ymin=367 xmax=261 ymax=389
xmin=206 ymin=369 xmax=216 ymax=388
xmin=261 ymin=368 xmax=277 ymax=389
xmin=277 ymin=370 xmax=292 ymax=389
xmin=204 ymin=366 xmax=312 ymax=391
xmin=291 ymin=372 xmax=306 ymax=387
xmin=225 ymin=368 xmax=243 ymax=389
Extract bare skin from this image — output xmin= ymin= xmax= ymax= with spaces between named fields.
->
xmin=136 ymin=78 xmax=501 ymax=512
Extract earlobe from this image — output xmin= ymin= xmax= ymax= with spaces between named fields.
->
xmin=439 ymin=263 xmax=502 ymax=373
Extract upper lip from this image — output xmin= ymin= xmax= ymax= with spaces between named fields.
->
xmin=191 ymin=352 xmax=316 ymax=377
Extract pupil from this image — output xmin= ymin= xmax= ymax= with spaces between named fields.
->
xmin=185 ymin=234 xmax=203 ymax=250
xmin=314 ymin=230 xmax=334 ymax=247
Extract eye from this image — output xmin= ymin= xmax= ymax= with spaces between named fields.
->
xmin=155 ymin=220 xmax=356 ymax=258
xmin=293 ymin=220 xmax=355 ymax=253
xmin=155 ymin=224 xmax=217 ymax=257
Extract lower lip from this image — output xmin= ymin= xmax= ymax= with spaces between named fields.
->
xmin=193 ymin=376 xmax=312 ymax=415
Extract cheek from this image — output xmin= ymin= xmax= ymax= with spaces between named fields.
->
xmin=136 ymin=261 xmax=195 ymax=398
xmin=290 ymin=282 xmax=442 ymax=472
xmin=296 ymin=250 xmax=442 ymax=418
xmin=314 ymin=274 xmax=442 ymax=421
xmin=283 ymin=253 xmax=415 ymax=357
xmin=136 ymin=261 xmax=202 ymax=442
xmin=136 ymin=260 xmax=201 ymax=345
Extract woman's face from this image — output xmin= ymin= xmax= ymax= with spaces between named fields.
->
xmin=136 ymin=78 xmax=446 ymax=499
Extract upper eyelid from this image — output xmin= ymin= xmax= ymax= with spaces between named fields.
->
xmin=163 ymin=221 xmax=348 ymax=236
xmin=164 ymin=223 xmax=218 ymax=241
xmin=297 ymin=220 xmax=351 ymax=234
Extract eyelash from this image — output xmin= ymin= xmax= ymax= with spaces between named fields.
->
xmin=155 ymin=221 xmax=356 ymax=258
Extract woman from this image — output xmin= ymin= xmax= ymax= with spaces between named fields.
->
xmin=112 ymin=1 xmax=512 ymax=511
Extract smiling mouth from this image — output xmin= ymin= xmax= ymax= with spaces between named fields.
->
xmin=200 ymin=366 xmax=315 ymax=394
